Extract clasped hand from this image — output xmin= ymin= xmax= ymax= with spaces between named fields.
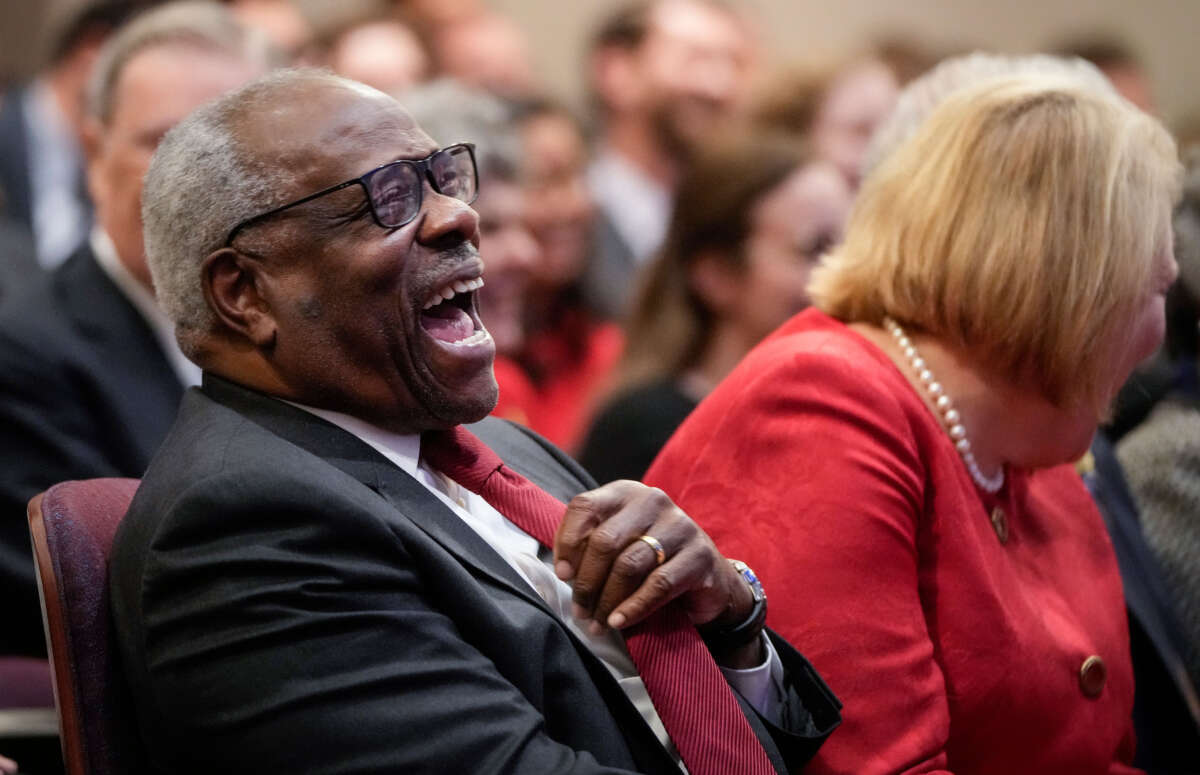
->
xmin=552 ymin=481 xmax=759 ymax=664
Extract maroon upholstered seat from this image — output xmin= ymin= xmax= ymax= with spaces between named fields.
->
xmin=0 ymin=656 xmax=53 ymax=709
xmin=28 ymin=479 xmax=143 ymax=775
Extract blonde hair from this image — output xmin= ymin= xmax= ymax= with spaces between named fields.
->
xmin=860 ymin=52 xmax=1114 ymax=176
xmin=810 ymin=77 xmax=1181 ymax=414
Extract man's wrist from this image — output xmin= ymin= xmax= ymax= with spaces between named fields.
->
xmin=699 ymin=559 xmax=767 ymax=658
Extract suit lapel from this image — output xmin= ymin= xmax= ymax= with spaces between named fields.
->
xmin=54 ymin=245 xmax=182 ymax=462
xmin=200 ymin=376 xmax=559 ymax=617
xmin=197 ymin=377 xmax=694 ymax=774
xmin=0 ymin=89 xmax=32 ymax=227
xmin=56 ymin=245 xmax=181 ymax=390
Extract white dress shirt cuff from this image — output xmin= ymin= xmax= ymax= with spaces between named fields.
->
xmin=718 ymin=632 xmax=786 ymax=722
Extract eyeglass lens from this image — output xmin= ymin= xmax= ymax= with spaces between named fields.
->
xmin=366 ymin=145 xmax=477 ymax=227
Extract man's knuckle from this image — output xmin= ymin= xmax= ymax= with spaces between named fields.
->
xmin=649 ymin=569 xmax=676 ymax=596
xmin=589 ymin=526 xmax=622 ymax=556
xmin=568 ymin=491 xmax=597 ymax=512
xmin=613 ymin=550 xmax=646 ymax=580
xmin=644 ymin=486 xmax=673 ymax=512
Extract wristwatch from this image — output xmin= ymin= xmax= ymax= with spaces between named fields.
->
xmin=699 ymin=559 xmax=768 ymax=652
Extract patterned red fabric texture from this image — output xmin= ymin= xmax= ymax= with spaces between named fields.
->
xmin=421 ymin=425 xmax=776 ymax=775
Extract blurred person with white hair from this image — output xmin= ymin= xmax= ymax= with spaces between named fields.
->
xmin=0 ymin=0 xmax=275 ymax=660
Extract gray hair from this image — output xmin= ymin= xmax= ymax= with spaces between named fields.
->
xmin=87 ymin=0 xmax=279 ymax=124
xmin=400 ymin=78 xmax=522 ymax=182
xmin=143 ymin=68 xmax=355 ymax=357
xmin=861 ymin=52 xmax=1115 ymax=176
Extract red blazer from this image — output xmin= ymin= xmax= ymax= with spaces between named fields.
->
xmin=646 ymin=309 xmax=1140 ymax=775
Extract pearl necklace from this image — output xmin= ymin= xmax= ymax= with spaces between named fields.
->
xmin=883 ymin=317 xmax=1005 ymax=493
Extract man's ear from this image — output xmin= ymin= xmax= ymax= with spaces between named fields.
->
xmin=202 ymin=247 xmax=277 ymax=349
xmin=687 ymin=250 xmax=742 ymax=315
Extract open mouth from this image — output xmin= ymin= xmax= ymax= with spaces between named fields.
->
xmin=419 ymin=276 xmax=490 ymax=347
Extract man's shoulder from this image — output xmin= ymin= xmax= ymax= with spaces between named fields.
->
xmin=0 ymin=267 xmax=74 ymax=373
xmin=118 ymin=388 xmax=382 ymax=557
xmin=0 ymin=246 xmax=114 ymax=363
xmin=138 ymin=387 xmax=341 ymax=493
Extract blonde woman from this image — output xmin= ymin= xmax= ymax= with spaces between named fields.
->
xmin=647 ymin=78 xmax=1180 ymax=774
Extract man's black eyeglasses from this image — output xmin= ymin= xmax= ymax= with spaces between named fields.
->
xmin=224 ymin=143 xmax=479 ymax=247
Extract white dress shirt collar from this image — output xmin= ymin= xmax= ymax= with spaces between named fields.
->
xmin=24 ymin=78 xmax=89 ymax=269
xmin=287 ymin=402 xmax=423 ymax=479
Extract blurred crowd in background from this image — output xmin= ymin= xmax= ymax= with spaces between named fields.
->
xmin=2 ymin=1 xmax=1200 ymax=772
xmin=2 ymin=0 xmax=1197 ymax=460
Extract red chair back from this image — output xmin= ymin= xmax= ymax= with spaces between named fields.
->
xmin=28 ymin=479 xmax=142 ymax=775
xmin=0 ymin=657 xmax=53 ymax=709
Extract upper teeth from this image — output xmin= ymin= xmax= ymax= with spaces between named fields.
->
xmin=423 ymin=277 xmax=484 ymax=309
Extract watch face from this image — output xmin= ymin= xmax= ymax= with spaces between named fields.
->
xmin=731 ymin=560 xmax=766 ymax=602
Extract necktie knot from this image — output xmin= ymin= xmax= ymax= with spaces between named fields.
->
xmin=421 ymin=426 xmax=504 ymax=493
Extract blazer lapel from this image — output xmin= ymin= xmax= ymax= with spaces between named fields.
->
xmin=200 ymin=375 xmax=558 ymax=617
xmin=198 ymin=376 xmax=690 ymax=774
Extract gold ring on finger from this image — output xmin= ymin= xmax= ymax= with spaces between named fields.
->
xmin=636 ymin=534 xmax=666 ymax=566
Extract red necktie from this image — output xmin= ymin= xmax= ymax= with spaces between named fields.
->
xmin=422 ymin=425 xmax=776 ymax=775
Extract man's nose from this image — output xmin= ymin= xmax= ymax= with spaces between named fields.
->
xmin=416 ymin=189 xmax=480 ymax=246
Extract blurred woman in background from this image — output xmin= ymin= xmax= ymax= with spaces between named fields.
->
xmin=647 ymin=77 xmax=1181 ymax=773
xmin=509 ymin=98 xmax=623 ymax=452
xmin=579 ymin=131 xmax=851 ymax=482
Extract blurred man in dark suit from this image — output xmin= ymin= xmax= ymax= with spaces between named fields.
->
xmin=583 ymin=0 xmax=756 ymax=319
xmin=0 ymin=1 xmax=147 ymax=271
xmin=0 ymin=0 xmax=273 ymax=658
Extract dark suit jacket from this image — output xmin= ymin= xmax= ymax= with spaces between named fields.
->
xmin=0 ymin=215 xmax=39 ymax=302
xmin=581 ymin=210 xmax=638 ymax=321
xmin=1085 ymin=435 xmax=1200 ymax=772
xmin=0 ymin=243 xmax=183 ymax=656
xmin=0 ymin=89 xmax=44 ymax=300
xmin=110 ymin=376 xmax=841 ymax=774
xmin=0 ymin=88 xmax=32 ymax=230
